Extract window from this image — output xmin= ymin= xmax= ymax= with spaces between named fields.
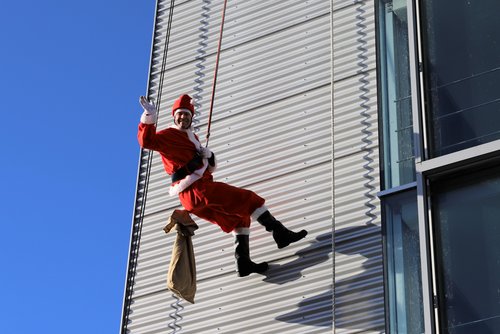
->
xmin=432 ymin=166 xmax=500 ymax=333
xmin=383 ymin=189 xmax=424 ymax=333
xmin=377 ymin=0 xmax=500 ymax=332
xmin=420 ymin=0 xmax=500 ymax=157
xmin=377 ymin=0 xmax=423 ymax=332
xmin=377 ymin=0 xmax=415 ymax=189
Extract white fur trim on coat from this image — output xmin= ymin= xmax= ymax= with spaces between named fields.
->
xmin=168 ymin=125 xmax=213 ymax=196
xmin=208 ymin=153 xmax=218 ymax=173
xmin=169 ymin=159 xmax=208 ymax=196
xmin=140 ymin=111 xmax=157 ymax=124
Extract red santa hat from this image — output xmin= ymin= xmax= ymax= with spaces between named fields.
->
xmin=172 ymin=94 xmax=194 ymax=116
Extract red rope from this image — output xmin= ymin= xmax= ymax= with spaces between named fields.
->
xmin=206 ymin=0 xmax=228 ymax=147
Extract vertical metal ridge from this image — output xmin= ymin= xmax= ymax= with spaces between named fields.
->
xmin=333 ymin=0 xmax=384 ymax=332
xmin=192 ymin=0 xmax=211 ymax=135
xmin=167 ymin=293 xmax=183 ymax=333
xmin=355 ymin=0 xmax=378 ymax=226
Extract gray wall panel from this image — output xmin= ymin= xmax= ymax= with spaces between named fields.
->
xmin=333 ymin=0 xmax=385 ymax=333
xmin=333 ymin=3 xmax=377 ymax=82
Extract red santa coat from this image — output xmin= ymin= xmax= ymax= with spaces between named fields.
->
xmin=138 ymin=123 xmax=265 ymax=233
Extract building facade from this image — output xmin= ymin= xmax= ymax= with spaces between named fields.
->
xmin=378 ymin=0 xmax=500 ymax=333
xmin=122 ymin=0 xmax=500 ymax=333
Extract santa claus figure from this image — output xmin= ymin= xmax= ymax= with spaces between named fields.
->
xmin=138 ymin=94 xmax=307 ymax=277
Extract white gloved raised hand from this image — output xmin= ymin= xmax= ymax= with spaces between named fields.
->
xmin=139 ymin=96 xmax=158 ymax=124
xmin=198 ymin=147 xmax=213 ymax=159
xmin=140 ymin=96 xmax=157 ymax=113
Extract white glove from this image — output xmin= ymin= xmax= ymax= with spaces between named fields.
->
xmin=139 ymin=96 xmax=158 ymax=124
xmin=140 ymin=96 xmax=157 ymax=113
xmin=198 ymin=147 xmax=213 ymax=159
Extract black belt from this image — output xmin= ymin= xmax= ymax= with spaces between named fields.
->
xmin=171 ymin=153 xmax=204 ymax=183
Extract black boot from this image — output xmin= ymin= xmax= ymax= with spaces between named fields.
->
xmin=257 ymin=211 xmax=308 ymax=249
xmin=234 ymin=234 xmax=269 ymax=277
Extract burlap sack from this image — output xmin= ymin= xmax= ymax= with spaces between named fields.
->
xmin=164 ymin=210 xmax=198 ymax=304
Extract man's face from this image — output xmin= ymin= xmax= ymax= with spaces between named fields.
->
xmin=174 ymin=110 xmax=192 ymax=129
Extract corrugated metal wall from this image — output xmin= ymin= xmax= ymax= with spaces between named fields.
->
xmin=333 ymin=0 xmax=385 ymax=333
xmin=122 ymin=0 xmax=334 ymax=333
xmin=123 ymin=0 xmax=387 ymax=332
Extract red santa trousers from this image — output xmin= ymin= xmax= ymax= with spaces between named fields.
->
xmin=178 ymin=175 xmax=265 ymax=233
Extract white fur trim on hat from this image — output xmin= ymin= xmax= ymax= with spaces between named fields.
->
xmin=173 ymin=108 xmax=193 ymax=116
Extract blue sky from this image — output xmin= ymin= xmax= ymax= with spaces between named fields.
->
xmin=0 ymin=1 xmax=155 ymax=332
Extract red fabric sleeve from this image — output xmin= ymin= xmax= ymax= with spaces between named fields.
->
xmin=137 ymin=123 xmax=160 ymax=150
xmin=137 ymin=123 xmax=199 ymax=175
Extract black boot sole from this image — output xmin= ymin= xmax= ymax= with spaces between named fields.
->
xmin=276 ymin=230 xmax=308 ymax=249
xmin=237 ymin=261 xmax=269 ymax=277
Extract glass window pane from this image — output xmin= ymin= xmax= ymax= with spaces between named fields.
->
xmin=383 ymin=189 xmax=423 ymax=333
xmin=377 ymin=0 xmax=415 ymax=189
xmin=432 ymin=167 xmax=500 ymax=333
xmin=420 ymin=0 xmax=500 ymax=157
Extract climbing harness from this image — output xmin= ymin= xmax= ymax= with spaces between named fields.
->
xmin=205 ymin=0 xmax=229 ymax=147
